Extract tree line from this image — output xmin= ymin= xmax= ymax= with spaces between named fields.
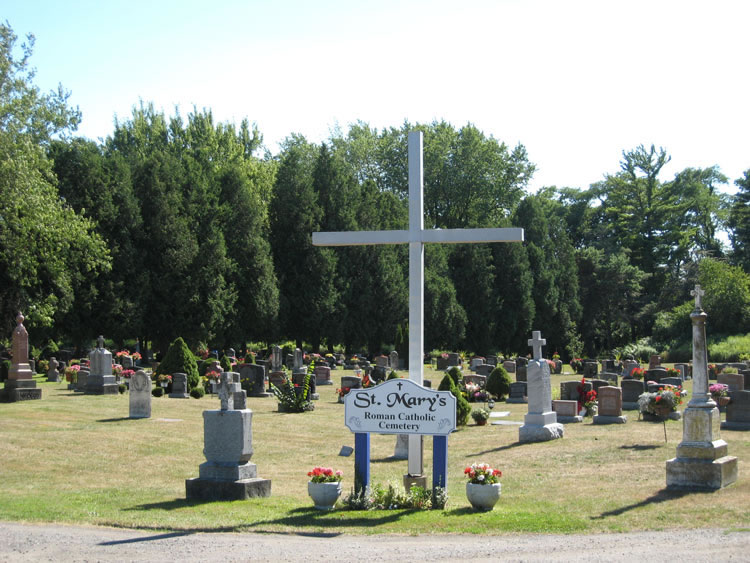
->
xmin=2 ymin=23 xmax=749 ymax=360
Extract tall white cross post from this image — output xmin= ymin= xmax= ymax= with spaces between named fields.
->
xmin=313 ymin=131 xmax=524 ymax=476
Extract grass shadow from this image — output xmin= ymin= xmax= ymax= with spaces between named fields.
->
xmin=243 ymin=506 xmax=415 ymax=532
xmin=472 ymin=441 xmax=527 ymax=455
xmin=98 ymin=417 xmax=133 ymax=423
xmin=620 ymin=444 xmax=662 ymax=451
xmin=443 ymin=507 xmax=476 ymax=516
xmin=99 ymin=531 xmax=194 ymax=546
xmin=591 ymin=488 xmax=709 ymax=520
xmin=124 ymin=498 xmax=219 ymax=511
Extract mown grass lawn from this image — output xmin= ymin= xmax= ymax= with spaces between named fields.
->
xmin=0 ymin=367 xmax=748 ymax=535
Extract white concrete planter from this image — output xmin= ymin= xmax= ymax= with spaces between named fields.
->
xmin=466 ymin=482 xmax=501 ymax=511
xmin=308 ymin=481 xmax=341 ymax=510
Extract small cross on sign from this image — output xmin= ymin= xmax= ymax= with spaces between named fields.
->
xmin=218 ymin=372 xmax=234 ymax=411
xmin=528 ymin=330 xmax=546 ymax=361
xmin=691 ymin=284 xmax=705 ymax=310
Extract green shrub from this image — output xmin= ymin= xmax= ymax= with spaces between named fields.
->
xmin=271 ymin=372 xmax=314 ymax=412
xmin=0 ymin=359 xmax=10 ymax=382
xmin=118 ymin=384 xmax=127 ymax=394
xmin=190 ymin=387 xmax=205 ymax=399
xmin=622 ymin=339 xmax=659 ymax=363
xmin=446 ymin=366 xmax=462 ymax=387
xmin=486 ymin=366 xmax=512 ymax=400
xmin=709 ymin=333 xmax=750 ymax=362
xmin=438 ymin=373 xmax=470 ymax=426
xmin=156 ymin=337 xmax=199 ymax=390
xmin=152 ymin=387 xmax=164 ymax=397
xmin=387 ymin=370 xmax=399 ymax=380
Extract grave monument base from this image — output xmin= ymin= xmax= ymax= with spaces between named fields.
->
xmin=519 ymin=421 xmax=564 ymax=443
xmin=666 ymin=404 xmax=738 ymax=489
xmin=555 ymin=415 xmax=583 ymax=423
xmin=2 ymin=379 xmax=42 ymax=402
xmin=593 ymin=414 xmax=627 ymax=425
xmin=721 ymin=421 xmax=750 ymax=430
xmin=622 ymin=402 xmax=640 ymax=411
xmin=185 ymin=477 xmax=271 ymax=501
xmin=85 ymin=374 xmax=119 ymax=395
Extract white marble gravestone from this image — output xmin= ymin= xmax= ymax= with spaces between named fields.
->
xmin=129 ymin=370 xmax=152 ymax=418
xmin=519 ymin=331 xmax=564 ymax=443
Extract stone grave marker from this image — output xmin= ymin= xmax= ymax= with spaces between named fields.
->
xmin=621 ymin=379 xmax=646 ymax=410
xmin=590 ymin=379 xmax=610 ymax=395
xmin=446 ymin=353 xmax=461 ymax=368
xmin=292 ymin=371 xmax=318 ymax=400
xmin=75 ymin=369 xmax=89 ymax=392
xmin=503 ymin=360 xmax=516 ymax=374
xmin=470 ymin=357 xmax=485 ymax=370
xmin=268 ymin=371 xmax=286 ymax=391
xmin=1 ymin=313 xmax=41 ymax=402
xmin=293 ymin=348 xmax=305 ymax=374
xmin=285 ymin=353 xmax=294 ymax=370
xmin=185 ymin=372 xmax=272 ymax=500
xmin=674 ymin=363 xmax=689 ymax=380
xmin=649 ymin=354 xmax=661 ymax=369
xmin=314 ymin=365 xmax=332 ymax=386
xmin=622 ymin=360 xmax=639 ymax=378
xmin=583 ymin=361 xmax=598 ymax=378
xmin=717 ymin=373 xmax=744 ymax=393
xmin=271 ymin=346 xmax=282 ymax=372
xmin=507 ymin=381 xmax=527 ymax=403
xmin=661 ymin=377 xmax=683 ymax=388
xmin=463 ymin=374 xmax=486 ymax=388
xmin=46 ymin=357 xmax=60 ymax=382
xmin=129 ymin=370 xmax=152 ymax=418
xmin=476 ymin=364 xmax=494 ymax=377
xmin=552 ymin=399 xmax=582 ymax=423
xmin=375 ymin=355 xmax=389 ymax=368
xmin=667 ymin=284 xmax=737 ymax=489
xmin=486 ymin=355 xmax=498 ymax=367
xmin=240 ymin=364 xmax=270 ymax=398
xmin=560 ymin=379 xmax=591 ymax=402
xmin=647 ymin=367 xmax=667 ymax=383
xmin=721 ymin=390 xmax=750 ymax=430
xmin=593 ymin=386 xmax=626 ymax=424
xmin=519 ymin=331 xmax=563 ymax=443
xmin=169 ymin=373 xmax=190 ymax=398
xmin=121 ymin=355 xmax=134 ymax=369
xmin=389 ymin=351 xmax=399 ymax=370
xmin=86 ymin=336 xmax=118 ymax=395
xmin=599 ymin=372 xmax=618 ymax=385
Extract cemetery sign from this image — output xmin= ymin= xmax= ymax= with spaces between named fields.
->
xmin=344 ymin=378 xmax=456 ymax=436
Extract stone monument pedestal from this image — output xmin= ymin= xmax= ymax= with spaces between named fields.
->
xmin=666 ymin=405 xmax=738 ymax=489
xmin=85 ymin=374 xmax=119 ymax=395
xmin=2 ymin=378 xmax=42 ymax=402
xmin=519 ymin=411 xmax=564 ymax=442
xmin=185 ymin=409 xmax=271 ymax=501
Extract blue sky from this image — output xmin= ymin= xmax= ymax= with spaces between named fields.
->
xmin=5 ymin=0 xmax=748 ymax=193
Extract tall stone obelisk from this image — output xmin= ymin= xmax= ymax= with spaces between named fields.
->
xmin=666 ymin=285 xmax=737 ymax=489
xmin=2 ymin=313 xmax=42 ymax=402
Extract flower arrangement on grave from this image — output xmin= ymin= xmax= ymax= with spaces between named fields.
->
xmin=64 ymin=364 xmax=80 ymax=383
xmin=464 ymin=462 xmax=502 ymax=484
xmin=361 ymin=373 xmax=374 ymax=388
xmin=471 ymin=408 xmax=490 ymax=425
xmin=570 ymin=358 xmax=583 ymax=373
xmin=336 ymin=386 xmax=351 ymax=399
xmin=115 ymin=350 xmax=130 ymax=358
xmin=198 ymin=348 xmax=210 ymax=360
xmin=307 ymin=467 xmax=343 ymax=483
xmin=157 ymin=373 xmax=172 ymax=386
xmin=708 ymin=363 xmax=717 ymax=378
xmin=581 ymin=389 xmax=598 ymax=416
xmin=546 ymin=359 xmax=556 ymax=371
xmin=465 ymin=382 xmax=487 ymax=402
xmin=121 ymin=369 xmax=135 ymax=379
xmin=710 ymin=383 xmax=729 ymax=400
xmin=552 ymin=352 xmax=561 ymax=361
xmin=630 ymin=367 xmax=645 ymax=380
xmin=665 ymin=367 xmax=681 ymax=378
xmin=638 ymin=385 xmax=683 ymax=416
xmin=205 ymin=369 xmax=221 ymax=382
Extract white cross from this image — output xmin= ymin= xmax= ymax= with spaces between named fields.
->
xmin=313 ymin=131 xmax=524 ymax=476
xmin=691 ymin=284 xmax=705 ymax=310
xmin=528 ymin=330 xmax=546 ymax=360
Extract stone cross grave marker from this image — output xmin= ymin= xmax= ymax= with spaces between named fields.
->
xmin=691 ymin=284 xmax=705 ymax=310
xmin=313 ymin=131 xmax=524 ymax=476
xmin=218 ymin=372 xmax=234 ymax=411
xmin=528 ymin=330 xmax=545 ymax=360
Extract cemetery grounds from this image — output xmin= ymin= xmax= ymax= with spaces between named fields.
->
xmin=0 ymin=366 xmax=748 ymax=536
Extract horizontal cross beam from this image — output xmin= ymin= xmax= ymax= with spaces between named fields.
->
xmin=312 ymin=227 xmax=524 ymax=247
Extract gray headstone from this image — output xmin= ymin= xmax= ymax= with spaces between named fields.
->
xmin=503 ymin=360 xmax=516 ymax=373
xmin=519 ymin=357 xmax=563 ymax=442
xmin=583 ymin=361 xmax=598 ymax=378
xmin=622 ymin=379 xmax=646 ymax=409
xmin=240 ymin=364 xmax=269 ymax=397
xmin=476 ymin=364 xmax=494 ymax=376
xmin=129 ymin=370 xmax=152 ymax=418
xmin=271 ymin=346 xmax=282 ymax=372
xmin=718 ymin=373 xmax=744 ymax=393
xmin=722 ymin=390 xmax=750 ymax=429
xmin=389 ymin=351 xmax=399 ymax=370
xmin=314 ymin=365 xmax=332 ymax=385
xmin=507 ymin=381 xmax=527 ymax=403
xmin=169 ymin=372 xmax=190 ymax=398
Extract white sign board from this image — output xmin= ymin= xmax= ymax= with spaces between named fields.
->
xmin=344 ymin=378 xmax=456 ymax=436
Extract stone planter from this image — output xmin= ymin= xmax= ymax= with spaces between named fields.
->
xmin=466 ymin=482 xmax=501 ymax=511
xmin=308 ymin=481 xmax=341 ymax=510
xmin=475 ymin=419 xmax=488 ymax=426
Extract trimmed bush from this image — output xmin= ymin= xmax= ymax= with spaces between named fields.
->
xmin=438 ymin=373 xmax=471 ymax=426
xmin=486 ymin=366 xmax=512 ymax=400
xmin=446 ymin=366 xmax=462 ymax=387
xmin=190 ymin=387 xmax=205 ymax=399
xmin=156 ymin=337 xmax=199 ymax=390
xmin=220 ymin=355 xmax=232 ymax=372
xmin=152 ymin=387 xmax=164 ymax=397
xmin=118 ymin=384 xmax=127 ymax=394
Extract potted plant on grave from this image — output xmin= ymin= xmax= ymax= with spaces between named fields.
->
xmin=580 ymin=389 xmax=598 ymax=417
xmin=570 ymin=358 xmax=583 ymax=374
xmin=307 ymin=466 xmax=343 ymax=510
xmin=336 ymin=386 xmax=351 ymax=403
xmin=709 ymin=383 xmax=730 ymax=407
xmin=630 ymin=367 xmax=645 ymax=380
xmin=471 ymin=408 xmax=490 ymax=426
xmin=638 ymin=385 xmax=683 ymax=418
xmin=464 ymin=462 xmax=502 ymax=511
xmin=64 ymin=364 xmax=80 ymax=384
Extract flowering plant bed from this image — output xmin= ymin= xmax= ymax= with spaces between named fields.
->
xmin=638 ymin=385 xmax=683 ymax=416
xmin=464 ymin=462 xmax=501 ymax=484
xmin=630 ymin=367 xmax=645 ymax=380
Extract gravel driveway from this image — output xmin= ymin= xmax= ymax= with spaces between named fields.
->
xmin=1 ymin=522 xmax=748 ymax=562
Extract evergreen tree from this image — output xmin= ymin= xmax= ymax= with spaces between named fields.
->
xmin=729 ymin=170 xmax=750 ymax=272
